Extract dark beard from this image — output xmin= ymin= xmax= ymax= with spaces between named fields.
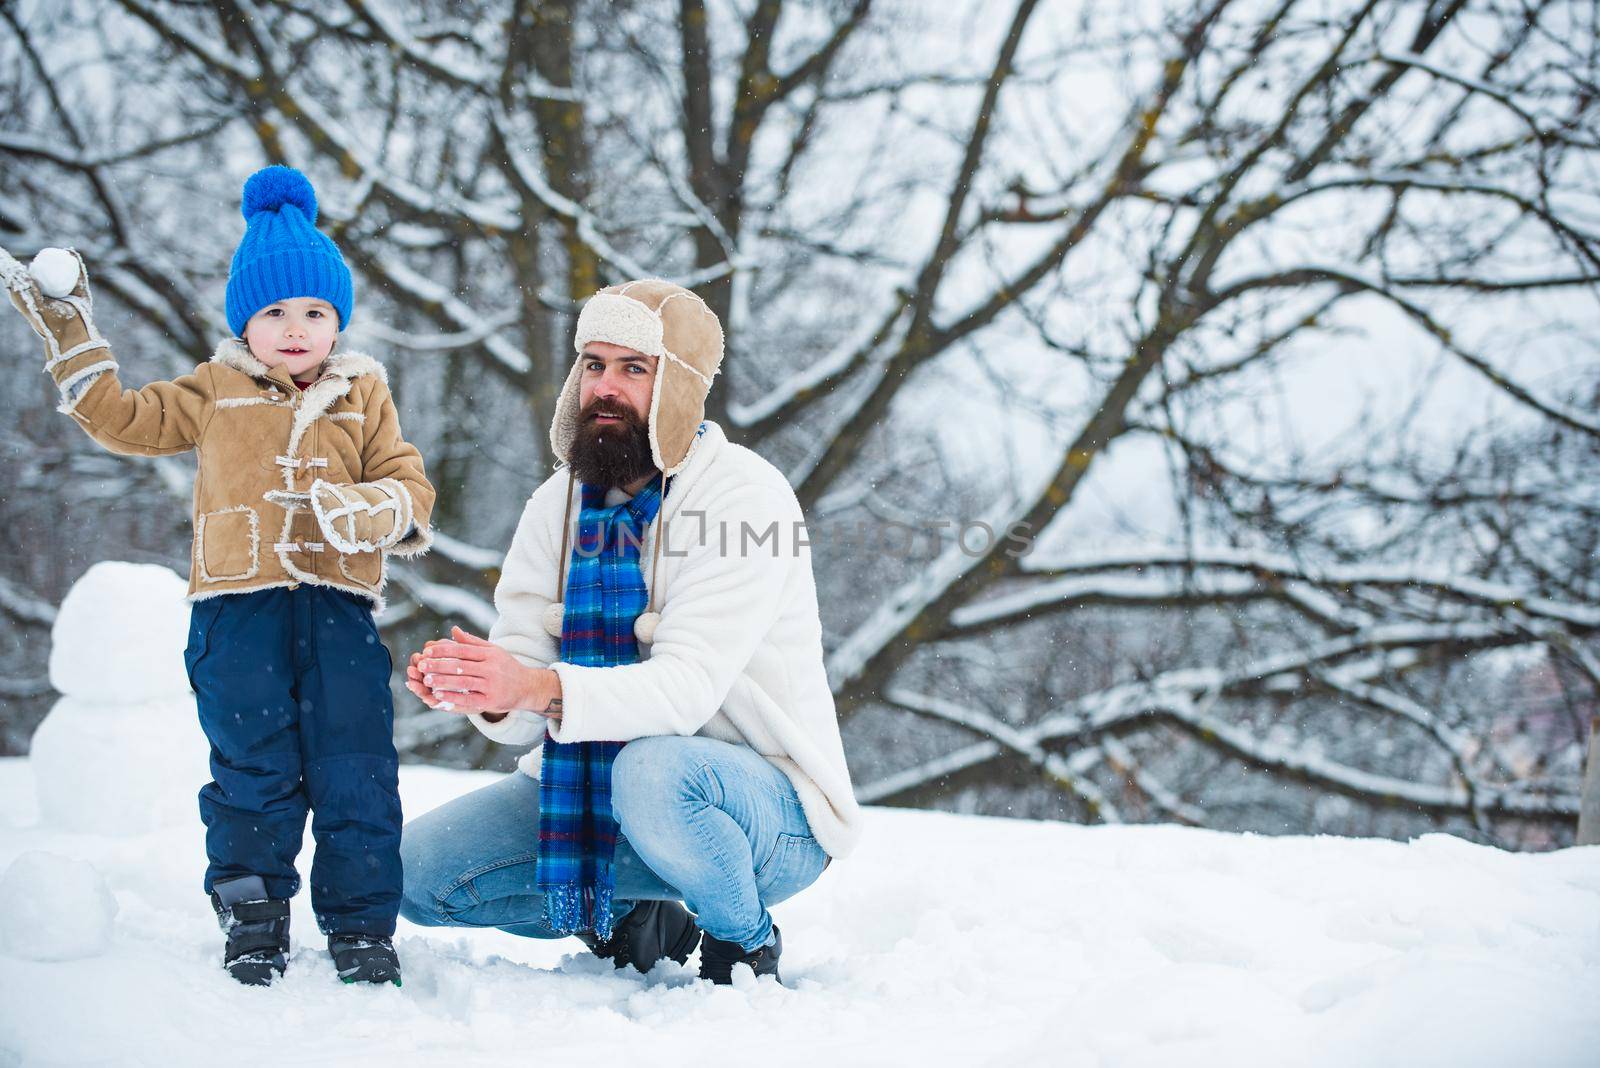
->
xmin=567 ymin=396 xmax=657 ymax=489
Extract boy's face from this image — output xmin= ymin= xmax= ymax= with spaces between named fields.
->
xmin=243 ymin=297 xmax=339 ymax=378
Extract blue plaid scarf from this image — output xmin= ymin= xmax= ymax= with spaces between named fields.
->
xmin=536 ymin=476 xmax=665 ymax=939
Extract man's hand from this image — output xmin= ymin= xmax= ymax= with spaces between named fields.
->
xmin=407 ymin=626 xmax=562 ymax=719
xmin=403 ymin=639 xmax=446 ymax=710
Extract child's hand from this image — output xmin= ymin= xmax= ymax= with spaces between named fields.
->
xmin=310 ymin=478 xmax=411 ymax=553
xmin=0 ymin=244 xmax=95 ymax=351
xmin=1 ymin=245 xmax=114 ymax=415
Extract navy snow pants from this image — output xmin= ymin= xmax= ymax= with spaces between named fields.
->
xmin=184 ymin=585 xmax=402 ymax=937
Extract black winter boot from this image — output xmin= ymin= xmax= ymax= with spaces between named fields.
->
xmin=328 ymin=934 xmax=402 ymax=986
xmin=210 ymin=875 xmax=290 ymax=987
xmin=577 ymin=899 xmax=702 ymax=973
xmin=697 ymin=925 xmax=782 ymax=985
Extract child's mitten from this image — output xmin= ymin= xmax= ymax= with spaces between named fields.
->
xmin=308 ymin=478 xmax=415 ymax=553
xmin=0 ymin=246 xmax=115 ymax=408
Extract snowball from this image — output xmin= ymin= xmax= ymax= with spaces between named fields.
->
xmin=31 ymin=695 xmax=210 ymax=833
xmin=0 ymin=852 xmax=117 ymax=961
xmin=49 ymin=562 xmax=192 ymax=703
xmin=29 ymin=247 xmax=80 ymax=299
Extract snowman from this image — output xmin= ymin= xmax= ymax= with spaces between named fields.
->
xmin=31 ymin=561 xmax=212 ymax=833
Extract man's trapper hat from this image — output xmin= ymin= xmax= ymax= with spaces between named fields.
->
xmin=542 ymin=279 xmax=725 ymax=644
xmin=549 ymin=278 xmax=724 ymax=478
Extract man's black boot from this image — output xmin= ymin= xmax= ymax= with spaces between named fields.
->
xmin=210 ymin=875 xmax=290 ymax=987
xmin=697 ymin=925 xmax=782 ymax=985
xmin=328 ymin=934 xmax=402 ymax=986
xmin=577 ymin=899 xmax=702 ymax=973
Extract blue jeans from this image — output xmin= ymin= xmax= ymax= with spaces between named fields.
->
xmin=400 ymin=736 xmax=828 ymax=952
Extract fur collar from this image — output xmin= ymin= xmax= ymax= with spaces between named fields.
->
xmin=210 ymin=337 xmax=388 ymax=385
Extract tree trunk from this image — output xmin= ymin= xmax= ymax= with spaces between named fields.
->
xmin=1578 ymin=716 xmax=1600 ymax=847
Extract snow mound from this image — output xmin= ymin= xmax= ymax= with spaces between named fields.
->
xmin=29 ymin=247 xmax=79 ymax=298
xmin=48 ymin=561 xmax=191 ymax=702
xmin=33 ymin=562 xmax=210 ymax=833
xmin=30 ymin=692 xmax=210 ymax=834
xmin=0 ymin=851 xmax=117 ymax=962
xmin=0 ymin=763 xmax=1596 ymax=1066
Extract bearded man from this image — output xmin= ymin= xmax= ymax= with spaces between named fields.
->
xmin=397 ymin=279 xmax=861 ymax=984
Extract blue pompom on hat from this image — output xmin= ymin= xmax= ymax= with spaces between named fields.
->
xmin=225 ymin=165 xmax=353 ymax=336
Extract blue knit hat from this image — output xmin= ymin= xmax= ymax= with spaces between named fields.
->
xmin=225 ymin=166 xmax=353 ymax=336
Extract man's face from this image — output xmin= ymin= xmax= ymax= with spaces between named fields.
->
xmin=568 ymin=342 xmax=659 ymax=488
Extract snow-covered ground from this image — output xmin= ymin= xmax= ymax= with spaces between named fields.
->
xmin=2 ymin=562 xmax=1597 ymax=1065
xmin=0 ymin=758 xmax=1595 ymax=1067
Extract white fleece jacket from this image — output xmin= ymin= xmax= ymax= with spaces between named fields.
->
xmin=468 ymin=421 xmax=862 ymax=859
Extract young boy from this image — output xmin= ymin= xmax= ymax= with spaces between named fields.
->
xmin=1 ymin=166 xmax=435 ymax=987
